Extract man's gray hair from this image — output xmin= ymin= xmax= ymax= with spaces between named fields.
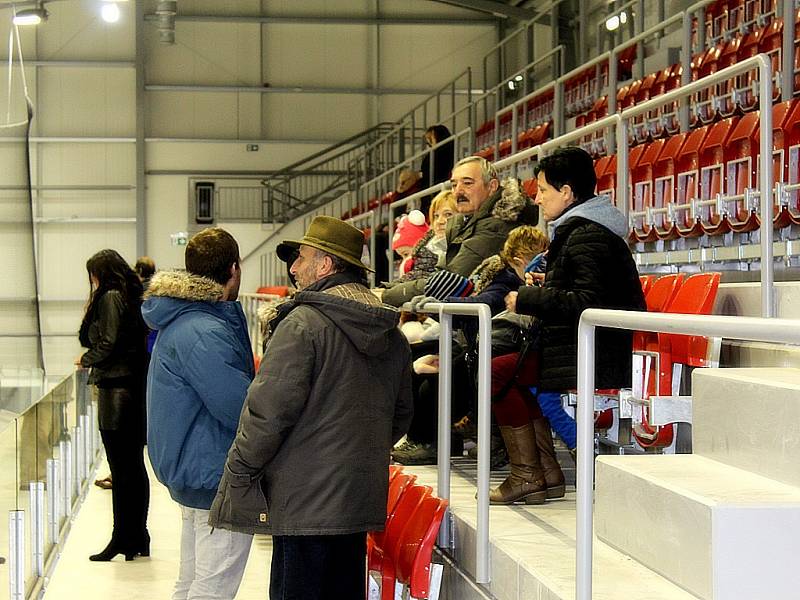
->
xmin=453 ymin=156 xmax=498 ymax=185
xmin=324 ymin=250 xmax=367 ymax=277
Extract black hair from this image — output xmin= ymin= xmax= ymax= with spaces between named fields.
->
xmin=534 ymin=146 xmax=597 ymax=202
xmin=425 ymin=124 xmax=452 ymax=144
xmin=80 ymin=249 xmax=145 ymax=340
xmin=185 ymin=227 xmax=240 ymax=285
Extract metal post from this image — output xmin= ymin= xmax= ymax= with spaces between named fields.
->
xmin=474 ymin=303 xmax=492 ymax=585
xmin=60 ymin=439 xmax=71 ymax=517
xmin=757 ymin=53 xmax=774 ymax=317
xmin=616 ymin=118 xmax=629 ymax=217
xmin=47 ymin=458 xmax=60 ymax=544
xmin=30 ymin=481 xmax=44 ymax=576
xmin=369 ymin=210 xmax=377 ymax=288
xmin=436 ymin=311 xmax=453 ymax=549
xmin=680 ymin=10 xmax=693 ymax=132
xmin=9 ymin=510 xmax=24 ymax=600
xmin=637 ymin=0 xmax=645 ymax=80
xmin=782 ymin=0 xmax=794 ymax=102
xmin=71 ymin=425 xmax=81 ymax=496
xmin=575 ymin=320 xmax=596 ymax=600
xmin=607 ymin=49 xmax=618 ymax=154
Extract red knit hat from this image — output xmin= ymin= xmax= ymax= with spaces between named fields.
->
xmin=392 ymin=210 xmax=429 ymax=251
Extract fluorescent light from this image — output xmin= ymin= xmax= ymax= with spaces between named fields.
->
xmin=605 ymin=14 xmax=620 ymax=31
xmin=101 ymin=3 xmax=121 ymax=23
xmin=514 ymin=75 xmax=523 ymax=82
xmin=507 ymin=81 xmax=516 ymax=91
xmin=13 ymin=7 xmax=47 ymax=25
xmin=620 ymin=10 xmax=628 ymax=24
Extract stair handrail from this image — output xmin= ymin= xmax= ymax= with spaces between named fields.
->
xmin=575 ymin=309 xmax=800 ymax=600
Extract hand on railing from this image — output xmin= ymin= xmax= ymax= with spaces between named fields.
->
xmin=409 ymin=295 xmax=438 ymax=313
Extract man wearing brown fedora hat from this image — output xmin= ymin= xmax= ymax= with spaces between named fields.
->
xmin=210 ymin=215 xmax=414 ymax=600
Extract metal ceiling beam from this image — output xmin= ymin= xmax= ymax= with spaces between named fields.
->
xmin=430 ymin=0 xmax=536 ymax=20
xmin=145 ymin=84 xmax=475 ymax=96
xmin=142 ymin=13 xmax=497 ymax=26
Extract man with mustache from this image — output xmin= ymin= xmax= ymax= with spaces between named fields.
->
xmin=382 ymin=156 xmax=537 ymax=307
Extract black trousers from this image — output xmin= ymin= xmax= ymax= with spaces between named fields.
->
xmin=100 ymin=427 xmax=149 ymax=548
xmin=269 ymin=532 xmax=367 ymax=600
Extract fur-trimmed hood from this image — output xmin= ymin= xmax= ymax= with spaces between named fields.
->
xmin=490 ymin=177 xmax=534 ymax=223
xmin=145 ymin=270 xmax=225 ymax=302
xmin=142 ymin=270 xmax=240 ymax=333
xmin=468 ymin=254 xmax=508 ymax=296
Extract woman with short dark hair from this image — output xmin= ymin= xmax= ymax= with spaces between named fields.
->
xmin=78 ymin=249 xmax=150 ymax=561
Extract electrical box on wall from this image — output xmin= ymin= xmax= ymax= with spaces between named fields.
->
xmin=195 ymin=182 xmax=215 ymax=224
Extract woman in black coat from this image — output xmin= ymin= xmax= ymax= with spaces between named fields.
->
xmin=78 ymin=249 xmax=150 ymax=561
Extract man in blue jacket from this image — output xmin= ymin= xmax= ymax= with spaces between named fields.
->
xmin=143 ymin=227 xmax=254 ymax=600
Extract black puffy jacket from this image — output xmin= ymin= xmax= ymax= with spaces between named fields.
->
xmin=516 ymin=199 xmax=645 ymax=391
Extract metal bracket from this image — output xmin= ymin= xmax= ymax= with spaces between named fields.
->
xmin=649 ymin=395 xmax=693 ymax=426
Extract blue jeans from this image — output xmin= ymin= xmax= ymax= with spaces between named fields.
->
xmin=536 ymin=391 xmax=577 ymax=450
xmin=270 ymin=532 xmax=366 ymax=600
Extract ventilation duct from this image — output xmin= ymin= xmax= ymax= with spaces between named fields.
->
xmin=156 ymin=0 xmax=177 ymax=44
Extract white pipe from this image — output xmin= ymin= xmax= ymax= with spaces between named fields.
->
xmin=575 ymin=309 xmax=800 ymax=600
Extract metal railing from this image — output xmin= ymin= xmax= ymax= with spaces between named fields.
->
xmin=3 ymin=367 xmax=102 ymax=600
xmin=575 ymin=309 xmax=800 ymax=600
xmin=238 ymin=292 xmax=284 ymax=358
xmin=402 ymin=301 xmax=493 ymax=585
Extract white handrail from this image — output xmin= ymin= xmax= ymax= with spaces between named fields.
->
xmin=403 ymin=301 xmax=493 ymax=584
xmin=575 ymin=309 xmax=800 ymax=600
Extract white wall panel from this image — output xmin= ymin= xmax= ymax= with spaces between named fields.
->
xmin=0 ymin=227 xmax=35 ymax=297
xmin=36 ymin=2 xmax=134 ymax=60
xmin=147 ymin=91 xmax=242 ymax=138
xmin=379 ymin=24 xmax=495 ymax=90
xmin=37 ymin=224 xmax=136 ymax=300
xmin=38 ymin=144 xmax=135 ymax=185
xmin=145 ymin=176 xmax=191 ymax=271
xmin=37 ymin=68 xmax=135 ymax=137
xmin=263 ymin=0 xmax=371 ymax=17
xmin=262 ymin=24 xmax=370 ymax=88
xmin=262 ymin=93 xmax=369 ymax=140
xmin=146 ymin=22 xmax=261 ymax=85
xmin=145 ymin=140 xmax=328 ymax=171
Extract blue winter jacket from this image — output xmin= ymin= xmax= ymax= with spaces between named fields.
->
xmin=142 ymin=271 xmax=254 ymax=509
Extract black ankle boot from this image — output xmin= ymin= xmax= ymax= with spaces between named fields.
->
xmin=89 ymin=539 xmax=136 ymax=562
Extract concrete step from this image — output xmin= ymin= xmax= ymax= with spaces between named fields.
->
xmin=407 ymin=459 xmax=696 ymax=600
xmin=692 ymin=367 xmax=800 ymax=487
xmin=595 ymin=454 xmax=800 ymax=599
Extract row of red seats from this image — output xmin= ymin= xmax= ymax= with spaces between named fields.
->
xmin=593 ymin=97 xmax=800 ymax=242
xmin=704 ymin=0 xmax=778 ymax=46
xmin=368 ymin=467 xmax=448 ymax=600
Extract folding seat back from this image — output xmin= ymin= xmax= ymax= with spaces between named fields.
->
xmin=639 ymin=274 xmax=656 ymax=297
xmin=717 ymin=35 xmax=746 ymax=117
xmin=698 ymin=117 xmax=739 ymax=228
xmin=675 ymin=126 xmax=711 ymax=230
xmin=388 ymin=464 xmax=404 ymax=483
xmin=376 ymin=485 xmax=432 ymax=600
xmin=757 ymin=18 xmax=784 ymax=103
xmin=693 ymin=45 xmax=723 ymax=125
xmin=771 ymin=99 xmax=798 ymax=186
xmin=475 ymin=120 xmax=494 ymax=151
xmin=664 ymin=272 xmax=722 ymax=369
xmin=595 ymin=154 xmax=617 ymax=203
xmin=630 ymin=139 xmax=666 ymax=240
xmin=724 ymin=111 xmax=760 ymax=223
xmin=787 ymin=93 xmax=800 ymax=216
xmin=652 ymin=132 xmax=688 ymax=236
xmin=387 ymin=472 xmax=417 ymax=516
xmin=394 ymin=496 xmax=449 ymax=600
xmin=256 ymin=285 xmax=289 ymax=297
xmin=645 ymin=273 xmax=685 ymax=313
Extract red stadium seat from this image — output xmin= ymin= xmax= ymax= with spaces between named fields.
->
xmin=697 ymin=117 xmax=739 ymax=234
xmin=595 ymin=154 xmax=617 ymax=203
xmin=724 ymin=111 xmax=760 ymax=229
xmin=674 ymin=126 xmax=711 ymax=237
xmin=367 ymin=473 xmax=420 ymax=573
xmin=256 ymin=285 xmax=289 ymax=297
xmin=391 ymin=496 xmax=448 ymax=600
xmin=639 ymin=274 xmax=656 ymax=297
xmin=652 ymin=132 xmax=689 ymax=240
xmin=692 ymin=45 xmax=723 ymax=126
xmin=631 ymin=139 xmax=667 ymax=242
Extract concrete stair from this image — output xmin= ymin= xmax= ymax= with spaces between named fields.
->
xmin=595 ymin=367 xmax=800 ymax=599
xmin=408 ymin=460 xmax=696 ymax=600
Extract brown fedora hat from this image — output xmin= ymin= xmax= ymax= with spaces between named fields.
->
xmin=276 ymin=216 xmax=373 ymax=272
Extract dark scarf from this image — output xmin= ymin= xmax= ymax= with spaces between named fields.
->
xmin=268 ymin=270 xmax=368 ymax=336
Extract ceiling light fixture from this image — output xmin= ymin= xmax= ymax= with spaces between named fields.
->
xmin=13 ymin=5 xmax=48 ymax=26
xmin=101 ymin=2 xmax=120 ymax=23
